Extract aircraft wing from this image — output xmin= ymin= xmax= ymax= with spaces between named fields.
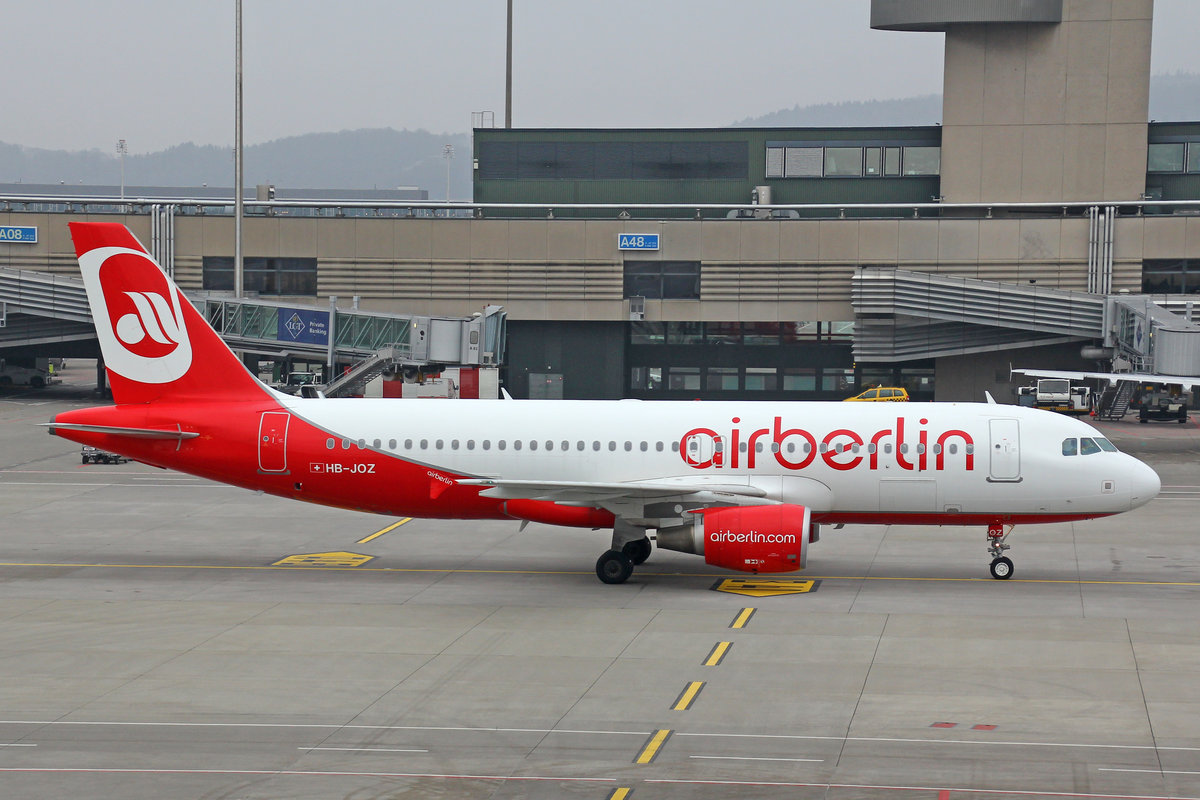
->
xmin=1012 ymin=367 xmax=1200 ymax=391
xmin=457 ymin=477 xmax=769 ymax=505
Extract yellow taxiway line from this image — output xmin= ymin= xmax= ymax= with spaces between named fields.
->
xmin=356 ymin=518 xmax=411 ymax=544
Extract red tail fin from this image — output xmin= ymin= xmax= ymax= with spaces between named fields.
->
xmin=70 ymin=222 xmax=268 ymax=405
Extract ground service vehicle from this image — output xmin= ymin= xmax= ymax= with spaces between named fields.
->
xmin=81 ymin=446 xmax=129 ymax=464
xmin=1016 ymin=379 xmax=1091 ymax=414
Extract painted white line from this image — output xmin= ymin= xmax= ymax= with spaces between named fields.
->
xmin=0 ymin=720 xmax=1191 ymax=755
xmin=0 ymin=744 xmax=35 ymax=747
xmin=300 ymin=747 xmax=427 ymax=753
xmin=0 ymin=720 xmax=648 ymax=737
xmin=0 ymin=767 xmax=612 ymax=782
xmin=673 ymin=731 xmax=1200 ymax=752
xmin=645 ymin=778 xmax=1200 ymax=800
xmin=690 ymin=755 xmax=822 ymax=763
xmin=1100 ymin=768 xmax=1200 ymax=775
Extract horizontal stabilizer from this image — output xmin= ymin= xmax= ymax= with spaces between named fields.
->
xmin=42 ymin=422 xmax=199 ymax=440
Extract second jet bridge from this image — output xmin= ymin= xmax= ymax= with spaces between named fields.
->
xmin=204 ymin=295 xmax=506 ymax=388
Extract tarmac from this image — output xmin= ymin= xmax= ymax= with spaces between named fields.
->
xmin=1 ymin=361 xmax=1200 ymax=799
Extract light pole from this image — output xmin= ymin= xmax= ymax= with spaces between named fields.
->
xmin=234 ymin=0 xmax=244 ymax=299
xmin=115 ymin=139 xmax=127 ymax=201
xmin=443 ymin=144 xmax=455 ymax=204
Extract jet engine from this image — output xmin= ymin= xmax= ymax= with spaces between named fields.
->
xmin=655 ymin=504 xmax=811 ymax=573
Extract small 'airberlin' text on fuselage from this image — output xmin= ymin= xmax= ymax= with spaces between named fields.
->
xmin=680 ymin=416 xmax=975 ymax=473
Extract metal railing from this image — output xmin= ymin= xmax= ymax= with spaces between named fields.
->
xmin=5 ymin=193 xmax=1200 ymax=221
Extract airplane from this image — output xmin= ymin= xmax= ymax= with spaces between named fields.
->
xmin=46 ymin=222 xmax=1162 ymax=584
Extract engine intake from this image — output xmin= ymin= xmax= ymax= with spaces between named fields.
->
xmin=656 ymin=504 xmax=811 ymax=573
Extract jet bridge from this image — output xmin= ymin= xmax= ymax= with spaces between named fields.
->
xmin=0 ymin=267 xmax=506 ymax=391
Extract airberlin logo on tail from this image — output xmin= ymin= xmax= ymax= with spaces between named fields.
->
xmin=78 ymin=246 xmax=193 ymax=384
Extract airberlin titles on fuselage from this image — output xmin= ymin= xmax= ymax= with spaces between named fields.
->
xmin=680 ymin=415 xmax=975 ymax=473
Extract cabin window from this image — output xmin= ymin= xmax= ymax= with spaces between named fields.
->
xmin=342 ymin=439 xmax=351 ymax=449
xmin=498 ymin=440 xmax=507 ymax=450
xmin=965 ymin=444 xmax=974 ymax=455
xmin=561 ymin=440 xmax=570 ymax=451
xmin=577 ymin=441 xmax=586 ymax=451
xmin=656 ymin=442 xmax=664 ymax=452
xmin=739 ymin=442 xmax=748 ymax=453
xmin=482 ymin=440 xmax=490 ymax=450
xmin=755 ymin=442 xmax=764 ymax=453
xmin=388 ymin=439 xmax=396 ymax=450
xmin=435 ymin=440 xmax=444 ymax=450
xmin=544 ymin=441 xmax=553 ymax=451
xmin=948 ymin=443 xmax=958 ymax=454
xmin=372 ymin=439 xmax=381 ymax=449
xmin=899 ymin=443 xmax=909 ymax=454
xmin=593 ymin=441 xmax=602 ymax=451
xmin=1080 ymin=437 xmax=1102 ymax=455
xmin=819 ymin=443 xmax=829 ymax=453
xmin=640 ymin=441 xmax=648 ymax=452
xmin=1062 ymin=438 xmax=1078 ymax=456
xmin=419 ymin=439 xmax=428 ymax=449
xmin=514 ymin=440 xmax=523 ymax=451
xmin=357 ymin=439 xmax=366 ymax=449
xmin=466 ymin=440 xmax=475 ymax=450
xmin=609 ymin=441 xmax=618 ymax=451
xmin=326 ymin=438 xmax=335 ymax=450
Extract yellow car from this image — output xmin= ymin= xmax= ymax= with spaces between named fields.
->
xmin=844 ymin=386 xmax=909 ymax=402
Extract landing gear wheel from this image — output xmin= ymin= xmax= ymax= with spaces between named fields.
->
xmin=596 ymin=550 xmax=634 ymax=584
xmin=989 ymin=556 xmax=1014 ymax=580
xmin=622 ymin=537 xmax=652 ymax=566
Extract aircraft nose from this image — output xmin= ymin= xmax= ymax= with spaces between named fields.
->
xmin=1128 ymin=458 xmax=1161 ymax=509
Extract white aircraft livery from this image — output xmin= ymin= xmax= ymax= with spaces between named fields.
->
xmin=49 ymin=223 xmax=1162 ymax=583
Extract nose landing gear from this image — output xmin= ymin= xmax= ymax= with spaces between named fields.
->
xmin=987 ymin=521 xmax=1014 ymax=579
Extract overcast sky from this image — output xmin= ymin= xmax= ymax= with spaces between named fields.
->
xmin=8 ymin=0 xmax=1200 ymax=154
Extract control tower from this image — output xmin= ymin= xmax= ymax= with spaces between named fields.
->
xmin=872 ymin=0 xmax=1152 ymax=203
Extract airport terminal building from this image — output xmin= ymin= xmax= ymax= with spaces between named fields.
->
xmin=3 ymin=0 xmax=1200 ymax=401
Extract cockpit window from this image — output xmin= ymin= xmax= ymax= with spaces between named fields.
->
xmin=1096 ymin=438 xmax=1118 ymax=452
xmin=1080 ymin=437 xmax=1102 ymax=455
xmin=1061 ymin=438 xmax=1078 ymax=456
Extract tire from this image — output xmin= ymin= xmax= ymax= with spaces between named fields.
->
xmin=989 ymin=556 xmax=1014 ymax=580
xmin=82 ymin=456 xmax=89 ymax=464
xmin=30 ymin=376 xmax=44 ymax=389
xmin=595 ymin=550 xmax=634 ymax=584
xmin=622 ymin=538 xmax=652 ymax=566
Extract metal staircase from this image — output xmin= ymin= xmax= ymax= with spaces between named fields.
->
xmin=1095 ymin=381 xmax=1135 ymax=421
xmin=323 ymin=346 xmax=408 ymax=397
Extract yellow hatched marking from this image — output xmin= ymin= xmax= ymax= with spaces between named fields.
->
xmin=730 ymin=607 xmax=756 ymax=629
xmin=672 ymin=681 xmax=705 ymax=711
xmin=703 ymin=641 xmax=732 ymax=667
xmin=357 ymin=518 xmax=411 ymax=544
xmin=272 ymin=551 xmax=375 ymax=568
xmin=635 ymin=729 xmax=672 ymax=764
xmin=607 ymin=788 xmax=633 ymax=800
xmin=714 ymin=578 xmax=817 ymax=597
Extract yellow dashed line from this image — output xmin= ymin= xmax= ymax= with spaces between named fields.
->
xmin=672 ymin=681 xmax=705 ymax=711
xmin=730 ymin=607 xmax=756 ymax=629
xmin=703 ymin=641 xmax=732 ymax=667
xmin=357 ymin=518 xmax=411 ymax=544
xmin=635 ymin=729 xmax=672 ymax=764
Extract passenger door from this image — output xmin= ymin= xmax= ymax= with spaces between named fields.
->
xmin=987 ymin=418 xmax=1020 ymax=482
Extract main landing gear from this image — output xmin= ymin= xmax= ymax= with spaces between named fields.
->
xmin=987 ymin=521 xmax=1014 ymax=580
xmin=595 ymin=520 xmax=652 ymax=584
